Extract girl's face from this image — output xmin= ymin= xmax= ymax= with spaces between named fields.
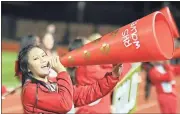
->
xmin=42 ymin=34 xmax=54 ymax=50
xmin=27 ymin=47 xmax=50 ymax=78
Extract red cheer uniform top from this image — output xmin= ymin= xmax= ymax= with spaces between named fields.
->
xmin=75 ymin=64 xmax=113 ymax=114
xmin=22 ymin=71 xmax=119 ymax=114
xmin=149 ymin=64 xmax=177 ymax=96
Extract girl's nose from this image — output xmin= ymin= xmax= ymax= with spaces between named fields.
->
xmin=40 ymin=57 xmax=46 ymax=63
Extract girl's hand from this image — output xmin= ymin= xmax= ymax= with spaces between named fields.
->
xmin=112 ymin=64 xmax=123 ymax=77
xmin=49 ymin=56 xmax=66 ymax=73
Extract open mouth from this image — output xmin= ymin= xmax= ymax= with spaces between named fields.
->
xmin=41 ymin=62 xmax=50 ymax=69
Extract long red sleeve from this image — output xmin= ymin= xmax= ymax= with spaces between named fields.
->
xmin=22 ymin=71 xmax=119 ymax=113
xmin=76 ymin=65 xmax=113 ymax=85
xmin=75 ymin=64 xmax=114 ymax=113
xmin=149 ymin=66 xmax=173 ymax=84
xmin=22 ymin=72 xmax=73 ymax=114
xmin=85 ymin=65 xmax=107 ymax=80
xmin=73 ymin=74 xmax=119 ymax=107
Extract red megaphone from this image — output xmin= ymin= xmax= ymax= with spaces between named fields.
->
xmin=160 ymin=6 xmax=180 ymax=38
xmin=61 ymin=11 xmax=174 ymax=67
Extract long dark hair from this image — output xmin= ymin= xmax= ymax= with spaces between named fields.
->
xmin=18 ymin=45 xmax=48 ymax=87
xmin=67 ymin=38 xmax=84 ymax=84
xmin=15 ymin=35 xmax=39 ymax=81
xmin=141 ymin=62 xmax=154 ymax=100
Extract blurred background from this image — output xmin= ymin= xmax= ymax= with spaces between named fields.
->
xmin=2 ymin=1 xmax=180 ymax=113
xmin=2 ymin=1 xmax=180 ymax=43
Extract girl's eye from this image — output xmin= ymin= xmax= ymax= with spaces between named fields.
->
xmin=42 ymin=55 xmax=46 ymax=57
xmin=34 ymin=58 xmax=38 ymax=60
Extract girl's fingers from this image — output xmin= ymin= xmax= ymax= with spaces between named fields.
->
xmin=56 ymin=56 xmax=59 ymax=64
xmin=51 ymin=56 xmax=55 ymax=67
xmin=53 ymin=56 xmax=57 ymax=67
xmin=49 ymin=59 xmax=52 ymax=68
